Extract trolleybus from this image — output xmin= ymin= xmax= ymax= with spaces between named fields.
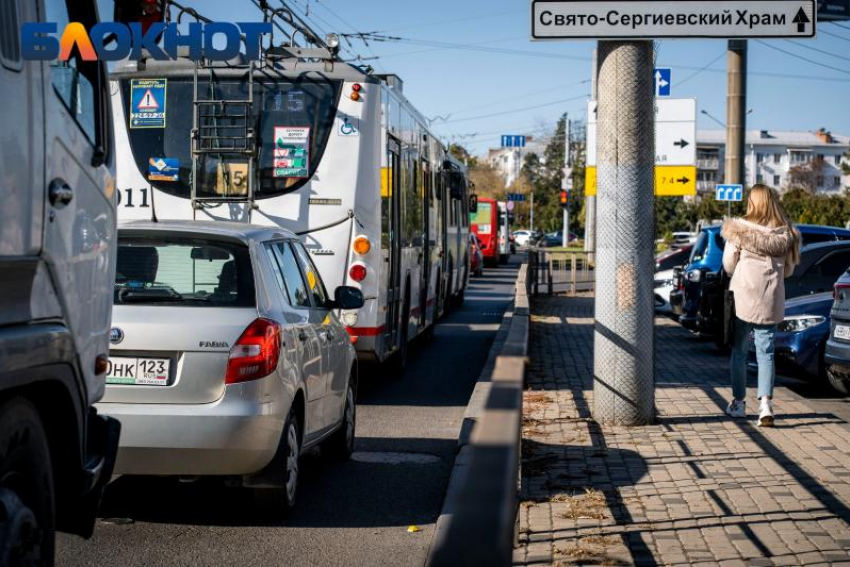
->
xmin=112 ymin=32 xmax=470 ymax=367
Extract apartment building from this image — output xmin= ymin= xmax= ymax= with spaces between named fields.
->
xmin=695 ymin=129 xmax=850 ymax=195
xmin=487 ymin=136 xmax=548 ymax=187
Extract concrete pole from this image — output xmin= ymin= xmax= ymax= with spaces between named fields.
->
xmin=563 ymin=117 xmax=571 ymax=248
xmin=593 ymin=41 xmax=656 ymax=426
xmin=530 ymin=193 xmax=534 ymax=233
xmin=584 ymin=49 xmax=598 ymax=254
xmin=725 ymin=40 xmax=747 ymax=186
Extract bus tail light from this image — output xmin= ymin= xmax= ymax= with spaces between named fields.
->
xmin=349 ymin=264 xmax=367 ymax=282
xmin=225 ymin=318 xmax=281 ymax=384
xmin=353 ymin=237 xmax=371 ymax=255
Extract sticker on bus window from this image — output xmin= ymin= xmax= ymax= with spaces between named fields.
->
xmin=273 ymin=127 xmax=310 ymax=178
xmin=148 ymin=157 xmax=179 ymax=182
xmin=286 ymin=91 xmax=305 ymax=112
xmin=479 ymin=224 xmax=492 ymax=235
xmin=130 ymin=79 xmax=167 ymax=129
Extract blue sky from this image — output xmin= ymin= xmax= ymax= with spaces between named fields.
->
xmin=99 ymin=0 xmax=850 ymax=156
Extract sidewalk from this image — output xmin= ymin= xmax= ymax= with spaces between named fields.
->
xmin=516 ymin=293 xmax=850 ymax=566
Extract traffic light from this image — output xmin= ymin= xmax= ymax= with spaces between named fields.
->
xmin=559 ymin=190 xmax=568 ymax=207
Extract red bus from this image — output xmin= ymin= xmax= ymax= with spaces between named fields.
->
xmin=469 ymin=197 xmax=501 ymax=266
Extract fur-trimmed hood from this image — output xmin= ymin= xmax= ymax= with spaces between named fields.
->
xmin=720 ymin=218 xmax=799 ymax=258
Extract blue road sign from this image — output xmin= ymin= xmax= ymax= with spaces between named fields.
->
xmin=501 ymin=135 xmax=526 ymax=148
xmin=654 ymin=68 xmax=672 ymax=97
xmin=818 ymin=0 xmax=850 ymax=21
xmin=507 ymin=193 xmax=527 ymax=202
xmin=716 ymin=184 xmax=744 ymax=202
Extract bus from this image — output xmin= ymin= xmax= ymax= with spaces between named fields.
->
xmin=470 ymin=198 xmax=502 ymax=267
xmin=111 ymin=43 xmax=470 ymax=368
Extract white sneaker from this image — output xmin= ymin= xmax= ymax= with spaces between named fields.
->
xmin=758 ymin=398 xmax=774 ymax=427
xmin=726 ymin=399 xmax=746 ymax=418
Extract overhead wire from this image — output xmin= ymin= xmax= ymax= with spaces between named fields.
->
xmin=754 ymin=40 xmax=850 ymax=76
xmin=783 ymin=38 xmax=850 ymax=63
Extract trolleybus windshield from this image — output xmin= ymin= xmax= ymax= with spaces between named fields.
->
xmin=119 ymin=76 xmax=342 ymax=199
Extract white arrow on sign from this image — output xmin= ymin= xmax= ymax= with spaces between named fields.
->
xmin=587 ymin=98 xmax=696 ymax=167
xmin=654 ymin=70 xmax=669 ymax=96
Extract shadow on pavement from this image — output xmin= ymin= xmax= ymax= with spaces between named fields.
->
xmin=96 ymin=437 xmax=456 ymax=530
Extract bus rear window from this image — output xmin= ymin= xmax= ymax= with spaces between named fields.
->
xmin=120 ymin=76 xmax=342 ymax=200
xmin=470 ymin=202 xmax=493 ymax=232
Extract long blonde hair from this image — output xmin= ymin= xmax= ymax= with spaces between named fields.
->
xmin=744 ymin=184 xmax=800 ymax=263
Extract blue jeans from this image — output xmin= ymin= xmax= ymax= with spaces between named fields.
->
xmin=730 ymin=318 xmax=776 ymax=401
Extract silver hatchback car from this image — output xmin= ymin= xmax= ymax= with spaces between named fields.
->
xmin=99 ymin=220 xmax=362 ymax=511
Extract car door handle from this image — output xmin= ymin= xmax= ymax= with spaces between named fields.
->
xmin=298 ymin=331 xmax=309 ymax=342
xmin=48 ymin=179 xmax=73 ymax=209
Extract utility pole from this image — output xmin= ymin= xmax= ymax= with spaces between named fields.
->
xmin=593 ymin=41 xmax=656 ymax=426
xmin=562 ymin=116 xmax=572 ymax=248
xmin=530 ymin=193 xmax=534 ymax=234
xmin=725 ymin=39 xmax=747 ymax=186
xmin=584 ymin=49 xmax=598 ymax=256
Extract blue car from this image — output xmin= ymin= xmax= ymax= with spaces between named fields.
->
xmin=672 ymin=224 xmax=850 ymax=335
xmin=748 ymin=292 xmax=833 ymax=380
xmin=825 ymin=272 xmax=850 ymax=395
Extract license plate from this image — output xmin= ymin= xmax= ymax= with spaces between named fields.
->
xmin=835 ymin=325 xmax=850 ymax=341
xmin=106 ymin=357 xmax=170 ymax=386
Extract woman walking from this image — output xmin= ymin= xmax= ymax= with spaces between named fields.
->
xmin=721 ymin=185 xmax=801 ymax=426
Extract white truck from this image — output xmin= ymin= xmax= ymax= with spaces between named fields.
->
xmin=0 ymin=0 xmax=121 ymax=563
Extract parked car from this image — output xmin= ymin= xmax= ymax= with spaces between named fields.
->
xmin=539 ymin=231 xmax=579 ymax=248
xmin=674 ymin=224 xmax=850 ymax=334
xmin=654 ymin=244 xmax=693 ymax=316
xmin=748 ymin=292 xmax=833 ymax=381
xmin=698 ymin=240 xmax=850 ymax=348
xmin=825 ymin=273 xmax=850 ymax=394
xmin=99 ymin=221 xmax=363 ymax=512
xmin=469 ymin=233 xmax=484 ymax=277
xmin=512 ymin=230 xmax=534 ymax=248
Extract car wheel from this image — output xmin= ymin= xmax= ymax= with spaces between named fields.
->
xmin=323 ymin=379 xmax=356 ymax=460
xmin=827 ymin=367 xmax=850 ymax=396
xmin=0 ymin=398 xmax=55 ymax=567
xmin=253 ymin=410 xmax=300 ymax=515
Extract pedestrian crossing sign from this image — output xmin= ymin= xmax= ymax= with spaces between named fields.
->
xmin=130 ymin=79 xmax=167 ymax=129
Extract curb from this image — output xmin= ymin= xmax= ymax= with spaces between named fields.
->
xmin=425 ymin=263 xmax=529 ymax=567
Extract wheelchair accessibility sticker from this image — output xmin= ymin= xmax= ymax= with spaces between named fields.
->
xmin=338 ymin=116 xmax=359 ymax=137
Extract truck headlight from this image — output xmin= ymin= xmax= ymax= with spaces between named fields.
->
xmin=778 ymin=315 xmax=825 ymax=333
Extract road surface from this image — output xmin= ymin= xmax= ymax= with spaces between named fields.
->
xmin=57 ymin=261 xmax=519 ymax=567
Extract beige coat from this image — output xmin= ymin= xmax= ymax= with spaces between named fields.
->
xmin=721 ymin=218 xmax=800 ymax=325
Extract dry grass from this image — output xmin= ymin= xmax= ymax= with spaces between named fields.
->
xmin=551 ymin=488 xmax=608 ymax=520
xmin=555 ymin=535 xmax=623 ymax=566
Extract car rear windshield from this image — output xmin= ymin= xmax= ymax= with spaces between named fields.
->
xmin=115 ymin=236 xmax=255 ymax=307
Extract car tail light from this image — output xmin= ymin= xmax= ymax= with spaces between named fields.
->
xmin=835 ymin=283 xmax=850 ymax=300
xmin=225 ymin=318 xmax=281 ymax=384
xmin=349 ymin=264 xmax=367 ymax=282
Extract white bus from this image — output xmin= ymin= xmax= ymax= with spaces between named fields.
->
xmin=112 ymin=51 xmax=470 ymax=368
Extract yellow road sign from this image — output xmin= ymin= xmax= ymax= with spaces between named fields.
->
xmin=585 ymin=166 xmax=696 ymax=197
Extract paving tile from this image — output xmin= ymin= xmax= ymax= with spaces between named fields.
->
xmin=514 ymin=293 xmax=850 ymax=566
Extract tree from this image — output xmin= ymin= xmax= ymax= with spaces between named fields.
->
xmin=786 ymin=156 xmax=825 ymax=194
xmin=468 ymin=163 xmax=506 ymax=200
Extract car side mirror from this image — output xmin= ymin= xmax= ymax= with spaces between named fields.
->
xmin=333 ymin=286 xmax=364 ymax=310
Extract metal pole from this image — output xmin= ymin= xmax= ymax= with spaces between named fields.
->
xmin=584 ymin=49 xmax=598 ymax=255
xmin=563 ymin=116 xmax=571 ymax=249
xmin=725 ymin=39 xmax=747 ymax=186
xmin=593 ymin=41 xmax=656 ymax=426
xmin=530 ymin=193 xmax=535 ymax=234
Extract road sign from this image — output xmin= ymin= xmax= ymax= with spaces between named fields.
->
xmin=818 ymin=0 xmax=850 ymax=20
xmin=507 ymin=193 xmax=527 ymax=202
xmin=506 ymin=200 xmax=516 ymax=212
xmin=501 ymin=135 xmax=526 ymax=148
xmin=531 ymin=0 xmax=817 ymax=39
xmin=585 ymin=166 xmax=697 ymax=197
xmin=716 ymin=184 xmax=744 ymax=201
xmin=587 ymin=99 xmax=696 ymax=167
xmin=654 ymin=68 xmax=672 ymax=97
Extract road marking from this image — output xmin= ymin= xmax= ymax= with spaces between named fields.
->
xmin=351 ymin=452 xmax=441 ymax=465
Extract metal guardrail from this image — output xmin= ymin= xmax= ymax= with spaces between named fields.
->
xmin=427 ymin=264 xmax=529 ymax=567
xmin=526 ymin=248 xmax=595 ymax=296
